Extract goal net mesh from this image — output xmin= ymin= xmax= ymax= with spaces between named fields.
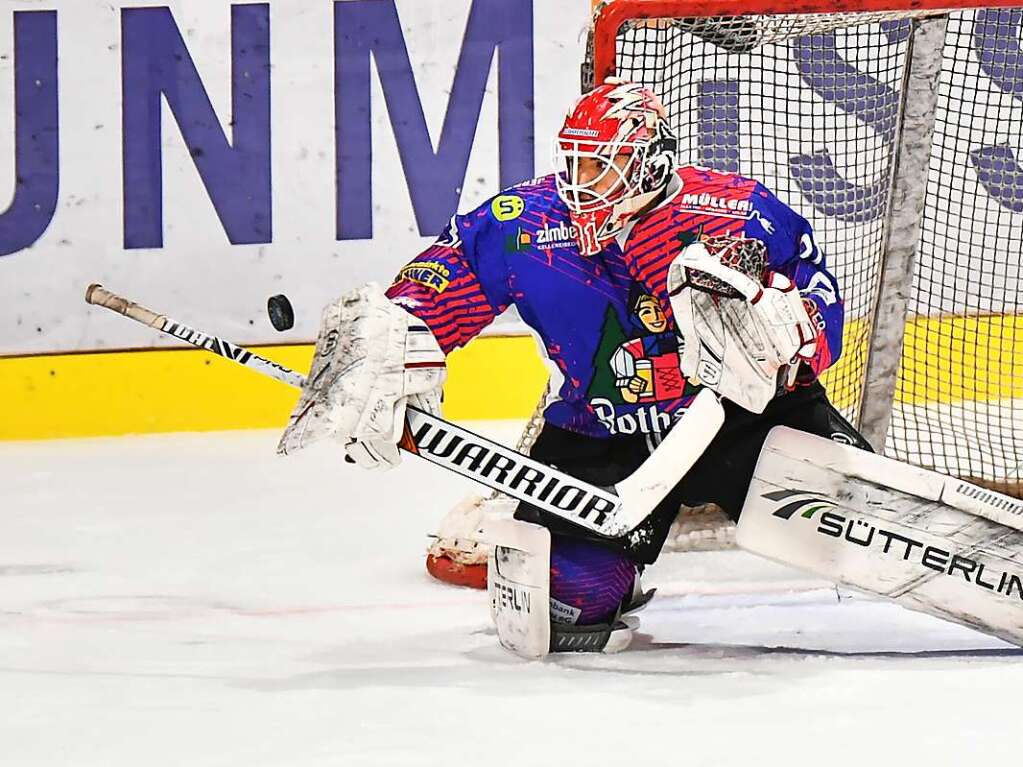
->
xmin=609 ymin=7 xmax=1023 ymax=495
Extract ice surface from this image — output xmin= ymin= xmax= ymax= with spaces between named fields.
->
xmin=1 ymin=425 xmax=1020 ymax=766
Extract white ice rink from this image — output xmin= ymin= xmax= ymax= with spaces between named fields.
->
xmin=2 ymin=423 xmax=1021 ymax=766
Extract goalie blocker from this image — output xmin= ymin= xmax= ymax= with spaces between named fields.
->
xmin=739 ymin=427 xmax=1023 ymax=646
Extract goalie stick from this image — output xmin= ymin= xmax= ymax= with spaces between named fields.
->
xmin=84 ymin=284 xmax=725 ymax=539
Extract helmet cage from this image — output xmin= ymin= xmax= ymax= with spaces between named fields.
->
xmin=552 ymin=80 xmax=679 ymax=255
xmin=553 ymin=136 xmax=651 ymax=217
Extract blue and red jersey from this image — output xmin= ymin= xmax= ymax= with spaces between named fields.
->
xmin=386 ymin=167 xmax=843 ymax=438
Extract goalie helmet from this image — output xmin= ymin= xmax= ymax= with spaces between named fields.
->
xmin=554 ymin=79 xmax=678 ymax=256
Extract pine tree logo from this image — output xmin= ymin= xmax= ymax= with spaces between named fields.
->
xmin=586 ymin=305 xmax=629 ymax=403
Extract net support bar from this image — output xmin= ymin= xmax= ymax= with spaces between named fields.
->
xmin=858 ymin=16 xmax=947 ymax=452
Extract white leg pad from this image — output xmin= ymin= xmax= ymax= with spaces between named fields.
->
xmin=738 ymin=427 xmax=1023 ymax=647
xmin=487 ymin=519 xmax=551 ymax=659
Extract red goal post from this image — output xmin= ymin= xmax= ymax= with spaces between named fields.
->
xmin=592 ymin=0 xmax=1023 ymax=83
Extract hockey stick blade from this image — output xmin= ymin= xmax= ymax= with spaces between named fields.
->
xmin=615 ymin=388 xmax=724 ymax=531
xmin=399 ymin=389 xmax=722 ymax=537
xmin=84 ymin=283 xmax=722 ymax=538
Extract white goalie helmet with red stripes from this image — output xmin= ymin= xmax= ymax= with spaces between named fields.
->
xmin=554 ymin=78 xmax=678 ymax=255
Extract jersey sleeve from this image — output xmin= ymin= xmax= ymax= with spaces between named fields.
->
xmin=749 ymin=184 xmax=844 ymax=379
xmin=385 ymin=203 xmax=513 ymax=355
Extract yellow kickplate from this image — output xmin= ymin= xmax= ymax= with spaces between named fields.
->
xmin=3 ymin=314 xmax=1018 ymax=441
xmin=0 ymin=336 xmax=549 ymax=440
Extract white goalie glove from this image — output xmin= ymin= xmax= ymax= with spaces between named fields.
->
xmin=277 ymin=283 xmax=446 ymax=468
xmin=667 ymin=238 xmax=818 ymax=414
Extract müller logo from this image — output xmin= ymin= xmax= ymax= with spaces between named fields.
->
xmin=680 ymin=192 xmax=753 ymax=215
xmin=679 ymin=192 xmax=775 ymax=232
xmin=764 ymin=488 xmax=1023 ymax=601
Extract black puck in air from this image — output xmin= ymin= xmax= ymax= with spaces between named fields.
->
xmin=267 ymin=294 xmax=295 ymax=331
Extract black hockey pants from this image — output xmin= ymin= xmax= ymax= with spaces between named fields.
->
xmin=514 ymin=382 xmax=872 ymax=564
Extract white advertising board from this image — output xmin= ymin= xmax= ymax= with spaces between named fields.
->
xmin=0 ymin=0 xmax=590 ymax=355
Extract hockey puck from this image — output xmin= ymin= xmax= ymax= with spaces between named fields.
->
xmin=267 ymin=294 xmax=295 ymax=331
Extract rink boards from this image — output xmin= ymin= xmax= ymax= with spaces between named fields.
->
xmin=3 ymin=313 xmax=1020 ymax=440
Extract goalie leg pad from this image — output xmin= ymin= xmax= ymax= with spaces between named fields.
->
xmin=738 ymin=427 xmax=1023 ymax=647
xmin=488 ymin=519 xmax=552 ymax=659
xmin=487 ymin=522 xmax=648 ymax=657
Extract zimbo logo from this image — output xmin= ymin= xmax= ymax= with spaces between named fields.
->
xmin=535 ymin=221 xmax=578 ymax=249
xmin=764 ymin=488 xmax=1023 ymax=602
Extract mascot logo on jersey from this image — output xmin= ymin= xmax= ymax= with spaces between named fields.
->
xmin=586 ymin=285 xmax=697 ymax=436
xmin=610 ymin=291 xmax=685 ymax=404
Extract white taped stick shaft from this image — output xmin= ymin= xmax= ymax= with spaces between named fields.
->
xmin=85 ymin=284 xmax=306 ymax=388
xmin=86 ymin=283 xmax=166 ymax=329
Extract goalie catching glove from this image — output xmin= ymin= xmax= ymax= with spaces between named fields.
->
xmin=667 ymin=237 xmax=819 ymax=414
xmin=277 ymin=283 xmax=446 ymax=468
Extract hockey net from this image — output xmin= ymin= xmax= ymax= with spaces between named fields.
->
xmin=595 ymin=0 xmax=1023 ymax=491
xmin=428 ymin=0 xmax=1023 ymax=584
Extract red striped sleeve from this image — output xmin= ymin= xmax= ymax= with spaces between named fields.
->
xmin=385 ymin=249 xmax=502 ymax=354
